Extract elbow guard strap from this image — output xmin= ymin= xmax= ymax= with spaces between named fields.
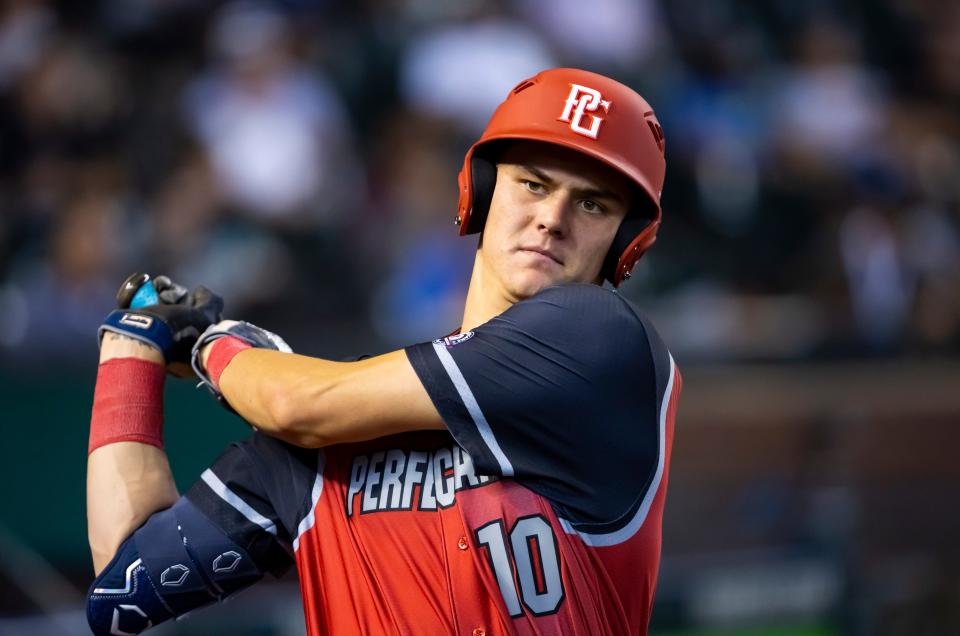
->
xmin=87 ymin=498 xmax=263 ymax=635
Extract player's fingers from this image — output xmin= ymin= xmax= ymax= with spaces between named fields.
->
xmin=158 ymin=288 xmax=184 ymax=304
xmin=116 ymin=272 xmax=150 ymax=308
xmin=189 ymin=286 xmax=225 ymax=321
xmin=155 ymin=275 xmax=189 ymax=304
xmin=189 ymin=285 xmax=216 ymax=306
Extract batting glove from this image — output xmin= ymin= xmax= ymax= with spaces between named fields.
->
xmin=99 ymin=272 xmax=224 ymax=365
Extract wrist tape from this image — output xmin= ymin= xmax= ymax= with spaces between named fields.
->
xmin=205 ymin=336 xmax=252 ymax=389
xmin=88 ymin=358 xmax=165 ymax=454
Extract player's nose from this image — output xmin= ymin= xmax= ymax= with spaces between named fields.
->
xmin=535 ymin=194 xmax=569 ymax=238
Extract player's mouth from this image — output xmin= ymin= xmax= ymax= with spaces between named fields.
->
xmin=518 ymin=246 xmax=563 ymax=266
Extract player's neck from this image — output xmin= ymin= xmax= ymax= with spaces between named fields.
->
xmin=460 ymin=252 xmax=514 ymax=333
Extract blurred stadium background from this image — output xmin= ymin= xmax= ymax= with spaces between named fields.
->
xmin=0 ymin=0 xmax=958 ymax=634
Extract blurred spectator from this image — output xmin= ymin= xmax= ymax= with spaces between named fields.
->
xmin=905 ymin=204 xmax=960 ymax=348
xmin=774 ymin=18 xmax=890 ymax=169
xmin=924 ymin=3 xmax=960 ymax=100
xmin=399 ymin=8 xmax=555 ymax=132
xmin=0 ymin=159 xmax=131 ymax=360
xmin=839 ymin=205 xmax=914 ymax=351
xmin=15 ymin=35 xmax=127 ymax=146
xmin=183 ymin=1 xmax=361 ymax=227
xmin=0 ymin=0 xmax=55 ymax=90
xmin=515 ymin=0 xmax=664 ymax=68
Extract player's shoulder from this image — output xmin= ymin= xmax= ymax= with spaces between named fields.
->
xmin=497 ymin=282 xmax=669 ymax=365
xmin=528 ymin=282 xmax=640 ymax=316
xmin=521 ymin=282 xmax=657 ymax=338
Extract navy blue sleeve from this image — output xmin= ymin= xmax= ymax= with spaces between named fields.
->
xmin=405 ymin=283 xmax=675 ymax=530
xmin=185 ymin=431 xmax=324 ymax=575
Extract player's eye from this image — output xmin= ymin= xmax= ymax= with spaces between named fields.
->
xmin=579 ymin=199 xmax=605 ymax=214
xmin=522 ymin=180 xmax=547 ymax=194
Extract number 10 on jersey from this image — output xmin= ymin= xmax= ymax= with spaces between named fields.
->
xmin=475 ymin=515 xmax=565 ymax=617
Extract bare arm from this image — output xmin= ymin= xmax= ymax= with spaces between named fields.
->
xmin=87 ymin=334 xmax=178 ymax=574
xmin=204 ymin=345 xmax=445 ymax=448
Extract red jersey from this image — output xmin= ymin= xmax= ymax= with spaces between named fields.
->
xmin=185 ymin=283 xmax=681 ymax=635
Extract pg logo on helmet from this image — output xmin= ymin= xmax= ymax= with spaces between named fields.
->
xmin=558 ymin=84 xmax=611 ymax=139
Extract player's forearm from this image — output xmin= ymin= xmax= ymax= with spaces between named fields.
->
xmin=86 ymin=334 xmax=178 ymax=574
xmin=216 ymin=347 xmax=443 ymax=447
xmin=87 ymin=443 xmax=178 ymax=573
xmin=216 ymin=348 xmax=349 ymax=445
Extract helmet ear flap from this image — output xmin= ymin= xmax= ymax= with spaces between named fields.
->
xmin=602 ymin=198 xmax=661 ymax=286
xmin=465 ymin=154 xmax=498 ymax=234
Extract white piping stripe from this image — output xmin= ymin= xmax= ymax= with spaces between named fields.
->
xmin=93 ymin=558 xmax=142 ymax=595
xmin=559 ymin=354 xmax=676 ymax=547
xmin=201 ymin=469 xmax=277 ymax=536
xmin=293 ymin=451 xmax=326 ymax=552
xmin=432 ymin=341 xmax=514 ymax=476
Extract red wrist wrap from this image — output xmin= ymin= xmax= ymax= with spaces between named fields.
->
xmin=88 ymin=358 xmax=165 ymax=455
xmin=206 ymin=336 xmax=252 ymax=389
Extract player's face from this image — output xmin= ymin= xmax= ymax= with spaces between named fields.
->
xmin=479 ymin=141 xmax=633 ymax=300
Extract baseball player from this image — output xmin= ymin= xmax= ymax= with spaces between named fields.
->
xmin=86 ymin=68 xmax=681 ymax=635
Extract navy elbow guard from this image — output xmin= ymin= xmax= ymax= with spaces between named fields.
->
xmin=87 ymin=498 xmax=263 ymax=635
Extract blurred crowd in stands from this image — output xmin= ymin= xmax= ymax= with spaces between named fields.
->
xmin=0 ymin=0 xmax=958 ymax=366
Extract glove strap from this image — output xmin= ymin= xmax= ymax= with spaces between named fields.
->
xmin=99 ymin=310 xmax=173 ymax=361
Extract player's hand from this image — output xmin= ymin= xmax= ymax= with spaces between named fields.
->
xmin=191 ymin=319 xmax=292 ymax=407
xmin=99 ymin=273 xmax=224 ymax=370
xmin=116 ymin=273 xmax=189 ymax=308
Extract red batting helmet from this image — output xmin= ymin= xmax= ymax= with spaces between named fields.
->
xmin=455 ymin=68 xmax=666 ymax=286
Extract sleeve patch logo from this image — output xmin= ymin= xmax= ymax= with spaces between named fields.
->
xmin=436 ymin=331 xmax=474 ymax=347
xmin=119 ymin=314 xmax=154 ymax=330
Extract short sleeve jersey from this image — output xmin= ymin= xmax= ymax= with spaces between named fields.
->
xmin=185 ymin=283 xmax=682 ymax=635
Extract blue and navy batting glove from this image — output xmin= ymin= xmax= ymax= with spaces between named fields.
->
xmin=191 ymin=320 xmax=292 ymax=405
xmin=99 ymin=272 xmax=224 ymax=365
